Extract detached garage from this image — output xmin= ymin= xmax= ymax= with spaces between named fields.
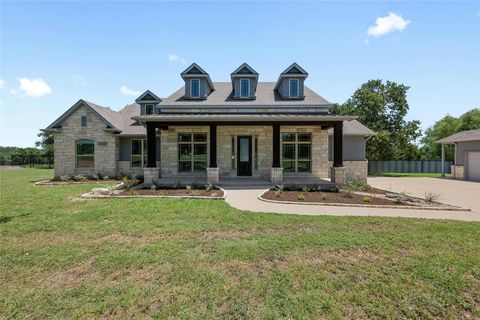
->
xmin=436 ymin=129 xmax=480 ymax=181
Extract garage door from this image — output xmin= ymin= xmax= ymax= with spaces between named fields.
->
xmin=467 ymin=152 xmax=480 ymax=181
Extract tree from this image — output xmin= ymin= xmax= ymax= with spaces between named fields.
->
xmin=331 ymin=80 xmax=422 ymax=160
xmin=420 ymin=108 xmax=480 ymax=160
xmin=35 ymin=131 xmax=54 ymax=158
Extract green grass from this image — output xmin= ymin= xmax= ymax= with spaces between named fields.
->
xmin=372 ymin=172 xmax=453 ymax=178
xmin=1 ymin=168 xmax=479 ymax=319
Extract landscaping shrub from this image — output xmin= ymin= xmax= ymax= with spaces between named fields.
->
xmin=363 ymin=195 xmax=372 ymax=203
xmin=424 ymin=191 xmax=441 ymax=203
xmin=297 ymin=192 xmax=305 ymax=201
xmin=348 ymin=179 xmax=370 ymax=192
xmin=74 ymin=175 xmax=87 ymax=181
xmin=59 ymin=175 xmax=70 ymax=182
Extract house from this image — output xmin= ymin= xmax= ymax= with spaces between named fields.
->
xmin=43 ymin=63 xmax=375 ymax=184
xmin=436 ymin=129 xmax=480 ymax=181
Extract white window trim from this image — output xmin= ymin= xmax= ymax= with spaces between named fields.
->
xmin=289 ymin=79 xmax=299 ymax=98
xmin=240 ymin=78 xmax=250 ymax=98
xmin=190 ymin=79 xmax=200 ymax=98
xmin=131 ymin=139 xmax=147 ymax=167
xmin=145 ymin=104 xmax=154 ymax=115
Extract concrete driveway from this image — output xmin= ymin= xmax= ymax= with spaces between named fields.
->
xmin=368 ymin=177 xmax=480 ymax=213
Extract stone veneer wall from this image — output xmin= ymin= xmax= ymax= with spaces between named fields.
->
xmin=451 ymin=165 xmax=465 ymax=179
xmin=328 ymin=161 xmax=368 ymax=183
xmin=53 ymin=104 xmax=117 ymax=178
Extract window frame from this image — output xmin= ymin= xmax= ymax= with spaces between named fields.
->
xmin=178 ymin=133 xmax=208 ymax=173
xmin=190 ymin=79 xmax=200 ymax=98
xmin=131 ymin=139 xmax=148 ymax=167
xmin=240 ymin=78 xmax=250 ymax=98
xmin=76 ymin=139 xmax=94 ymax=168
xmin=288 ymin=79 xmax=299 ymax=98
xmin=281 ymin=133 xmax=311 ymax=173
xmin=80 ymin=116 xmax=87 ymax=128
xmin=145 ymin=104 xmax=155 ymax=115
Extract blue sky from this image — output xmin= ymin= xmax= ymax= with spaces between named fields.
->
xmin=1 ymin=1 xmax=479 ymax=147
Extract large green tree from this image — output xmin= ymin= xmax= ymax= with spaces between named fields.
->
xmin=421 ymin=108 xmax=480 ymax=160
xmin=331 ymin=79 xmax=422 ymax=160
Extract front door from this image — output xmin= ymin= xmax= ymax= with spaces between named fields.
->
xmin=237 ymin=136 xmax=252 ymax=176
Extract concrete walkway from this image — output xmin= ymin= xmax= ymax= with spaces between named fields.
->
xmin=223 ymin=185 xmax=480 ymax=222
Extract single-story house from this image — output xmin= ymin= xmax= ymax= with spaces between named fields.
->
xmin=43 ymin=63 xmax=375 ymax=184
xmin=436 ymin=128 xmax=480 ymax=181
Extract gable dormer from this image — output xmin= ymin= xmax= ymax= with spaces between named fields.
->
xmin=274 ymin=63 xmax=308 ymax=100
xmin=230 ymin=63 xmax=259 ymax=100
xmin=180 ymin=63 xmax=215 ymax=99
xmin=135 ymin=90 xmax=161 ymax=115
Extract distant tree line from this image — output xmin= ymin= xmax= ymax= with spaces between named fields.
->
xmin=332 ymin=79 xmax=479 ymax=161
xmin=0 ymin=132 xmax=53 ymax=165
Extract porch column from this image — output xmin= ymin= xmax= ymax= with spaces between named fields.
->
xmin=144 ymin=122 xmax=160 ymax=184
xmin=271 ymin=123 xmax=283 ymax=183
xmin=330 ymin=121 xmax=346 ymax=184
xmin=333 ymin=122 xmax=343 ymax=167
xmin=207 ymin=124 xmax=219 ymax=184
xmin=209 ymin=124 xmax=217 ymax=168
xmin=146 ymin=122 xmax=157 ymax=168
xmin=441 ymin=143 xmax=445 ymax=177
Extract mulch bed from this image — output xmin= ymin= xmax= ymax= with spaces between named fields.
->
xmin=262 ymin=190 xmax=413 ymax=206
xmin=119 ymin=189 xmax=224 ymax=198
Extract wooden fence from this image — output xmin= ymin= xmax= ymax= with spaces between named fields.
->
xmin=368 ymin=160 xmax=453 ymax=175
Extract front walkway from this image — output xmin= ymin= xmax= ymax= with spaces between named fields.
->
xmin=223 ymin=187 xmax=480 ymax=222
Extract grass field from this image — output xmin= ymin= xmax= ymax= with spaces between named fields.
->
xmin=1 ymin=168 xmax=479 ymax=319
xmin=371 ymin=172 xmax=453 ymax=178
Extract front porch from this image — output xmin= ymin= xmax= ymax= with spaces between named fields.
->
xmin=140 ymin=117 xmax=348 ymax=185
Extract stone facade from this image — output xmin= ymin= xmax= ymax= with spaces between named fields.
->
xmin=330 ymin=166 xmax=346 ymax=184
xmin=451 ymin=165 xmax=465 ymax=179
xmin=328 ymin=160 xmax=368 ymax=183
xmin=53 ymin=104 xmax=117 ymax=178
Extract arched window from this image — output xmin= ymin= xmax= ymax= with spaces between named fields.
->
xmin=76 ymin=139 xmax=94 ymax=167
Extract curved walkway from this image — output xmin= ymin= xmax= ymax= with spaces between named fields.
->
xmin=224 ymin=186 xmax=480 ymax=222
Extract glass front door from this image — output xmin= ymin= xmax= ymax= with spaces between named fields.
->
xmin=237 ymin=136 xmax=252 ymax=176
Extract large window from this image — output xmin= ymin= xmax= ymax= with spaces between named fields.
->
xmin=131 ymin=139 xmax=148 ymax=167
xmin=76 ymin=139 xmax=94 ymax=167
xmin=282 ymin=133 xmax=311 ymax=172
xmin=240 ymin=79 xmax=250 ymax=98
xmin=190 ymin=79 xmax=200 ymax=98
xmin=289 ymin=79 xmax=299 ymax=98
xmin=178 ymin=133 xmax=207 ymax=173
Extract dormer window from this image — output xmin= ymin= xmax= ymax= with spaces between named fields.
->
xmin=240 ymin=79 xmax=250 ymax=98
xmin=289 ymin=79 xmax=299 ymax=98
xmin=145 ymin=104 xmax=154 ymax=115
xmin=190 ymin=79 xmax=200 ymax=98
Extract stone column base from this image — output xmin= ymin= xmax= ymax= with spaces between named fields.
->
xmin=330 ymin=166 xmax=346 ymax=185
xmin=271 ymin=167 xmax=283 ymax=184
xmin=207 ymin=167 xmax=219 ymax=184
xmin=143 ymin=167 xmax=160 ymax=185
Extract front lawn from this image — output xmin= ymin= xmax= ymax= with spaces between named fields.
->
xmin=1 ymin=168 xmax=479 ymax=319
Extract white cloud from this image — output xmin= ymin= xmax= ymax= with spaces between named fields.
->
xmin=73 ymin=74 xmax=87 ymax=86
xmin=0 ymin=79 xmax=5 ymax=89
xmin=14 ymin=78 xmax=52 ymax=97
xmin=367 ymin=12 xmax=410 ymax=37
xmin=120 ymin=85 xmax=140 ymax=96
xmin=168 ymin=53 xmax=187 ymax=64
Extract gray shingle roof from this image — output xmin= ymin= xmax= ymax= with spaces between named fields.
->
xmin=327 ymin=120 xmax=376 ymax=136
xmin=435 ymin=129 xmax=480 ymax=144
xmin=160 ymin=82 xmax=330 ymax=106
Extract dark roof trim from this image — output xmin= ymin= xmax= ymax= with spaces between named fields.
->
xmin=231 ymin=63 xmax=259 ymax=77
xmin=181 ymin=63 xmax=215 ymax=90
xmin=135 ymin=90 xmax=161 ymax=103
xmin=274 ymin=62 xmax=309 ymax=90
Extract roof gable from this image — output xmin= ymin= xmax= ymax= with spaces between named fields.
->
xmin=231 ymin=63 xmax=259 ymax=76
xmin=135 ymin=90 xmax=161 ymax=103
xmin=281 ymin=63 xmax=308 ymax=75
xmin=181 ymin=63 xmax=208 ymax=76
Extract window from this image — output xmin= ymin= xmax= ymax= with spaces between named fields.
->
xmin=80 ymin=116 xmax=87 ymax=127
xmin=145 ymin=104 xmax=154 ymax=115
xmin=131 ymin=139 xmax=148 ymax=167
xmin=289 ymin=79 xmax=299 ymax=98
xmin=190 ymin=79 xmax=200 ymax=98
xmin=240 ymin=79 xmax=250 ymax=98
xmin=178 ymin=133 xmax=207 ymax=173
xmin=76 ymin=139 xmax=94 ymax=167
xmin=282 ymin=133 xmax=311 ymax=172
